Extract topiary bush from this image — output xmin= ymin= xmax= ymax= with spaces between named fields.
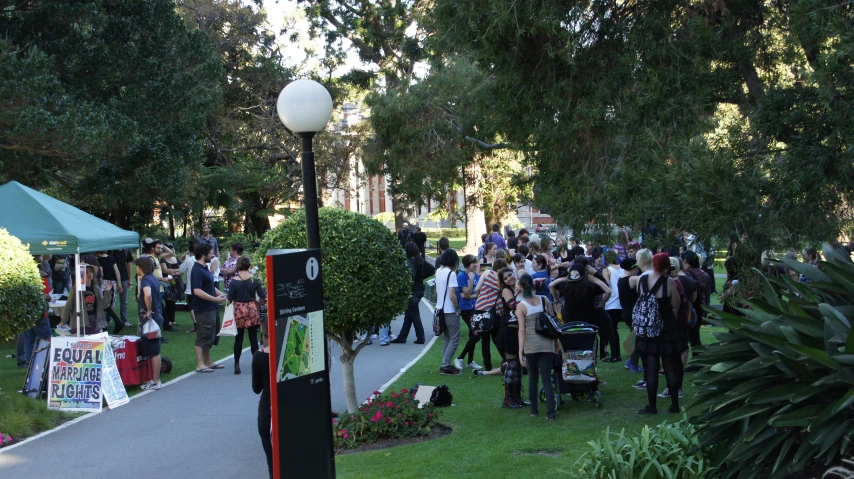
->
xmin=0 ymin=229 xmax=45 ymax=340
xmin=333 ymin=388 xmax=440 ymax=450
xmin=255 ymin=208 xmax=410 ymax=412
xmin=577 ymin=417 xmax=716 ymax=479
xmin=691 ymin=244 xmax=854 ymax=478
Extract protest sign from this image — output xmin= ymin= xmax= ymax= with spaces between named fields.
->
xmin=89 ymin=333 xmax=129 ymax=409
xmin=47 ymin=336 xmax=105 ymax=412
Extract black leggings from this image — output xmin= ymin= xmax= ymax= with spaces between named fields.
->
xmin=641 ymin=353 xmax=683 ymax=411
xmin=235 ymin=326 xmax=259 ymax=364
xmin=258 ymin=416 xmax=273 ymax=478
xmin=606 ymin=309 xmax=622 ymax=359
xmin=503 ymin=358 xmax=522 ymax=385
xmin=457 ymin=311 xmax=493 ymax=366
xmin=164 ymin=300 xmax=176 ymax=325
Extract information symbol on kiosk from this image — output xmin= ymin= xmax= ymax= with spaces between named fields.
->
xmin=306 ymin=257 xmax=319 ymax=281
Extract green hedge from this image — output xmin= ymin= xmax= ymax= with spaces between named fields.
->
xmin=0 ymin=229 xmax=45 ymax=340
xmin=421 ymin=227 xmax=465 ymax=238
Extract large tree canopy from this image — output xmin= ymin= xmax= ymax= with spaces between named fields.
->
xmin=0 ymin=0 xmax=222 ymax=227
xmin=427 ymin=0 xmax=854 ymax=247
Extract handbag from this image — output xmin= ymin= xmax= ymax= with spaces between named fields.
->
xmin=433 ymin=271 xmax=453 ymax=336
xmin=471 ymin=308 xmax=495 ymax=333
xmin=535 ymin=297 xmax=562 ymax=339
xmin=141 ymin=315 xmax=162 ymax=340
xmin=218 ymin=302 xmax=237 ymax=337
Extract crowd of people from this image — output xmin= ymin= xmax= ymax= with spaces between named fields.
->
xmin=393 ymin=223 xmax=838 ymax=418
xmin=14 ymin=223 xmax=267 ymax=393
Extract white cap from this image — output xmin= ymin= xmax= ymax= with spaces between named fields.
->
xmin=403 ymin=222 xmax=409 ymax=227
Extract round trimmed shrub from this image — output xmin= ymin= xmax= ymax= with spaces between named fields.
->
xmin=255 ymin=208 xmax=411 ymax=412
xmin=0 ymin=229 xmax=44 ymax=340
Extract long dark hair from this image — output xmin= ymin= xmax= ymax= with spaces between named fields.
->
xmin=517 ymin=273 xmax=534 ymax=298
xmin=405 ymin=242 xmax=422 ymax=266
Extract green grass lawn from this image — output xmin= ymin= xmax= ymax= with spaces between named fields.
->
xmin=336 ymin=323 xmax=724 ymax=479
xmin=0 ymin=291 xmax=237 ymax=440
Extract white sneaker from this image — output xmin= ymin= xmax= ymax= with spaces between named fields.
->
xmin=141 ymin=381 xmax=162 ymax=391
xmin=55 ymin=328 xmax=71 ymax=336
xmin=57 ymin=324 xmax=71 ymax=331
xmin=467 ymin=361 xmax=483 ymax=370
xmin=389 ymin=334 xmax=398 ymax=342
xmin=454 ymin=358 xmax=463 ymax=370
xmin=370 ymin=334 xmax=378 ymax=340
xmin=657 ymin=388 xmax=685 ymax=398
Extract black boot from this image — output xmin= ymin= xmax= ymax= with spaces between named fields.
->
xmin=513 ymin=384 xmax=531 ymax=407
xmin=234 ymin=363 xmax=241 ymax=375
xmin=503 ymin=384 xmax=521 ymax=409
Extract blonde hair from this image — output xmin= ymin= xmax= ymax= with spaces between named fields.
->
xmin=669 ymin=257 xmax=680 ymax=277
xmin=636 ymin=248 xmax=653 ymax=272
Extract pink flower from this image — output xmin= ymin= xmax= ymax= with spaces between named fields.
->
xmin=343 ymin=433 xmax=349 ymax=439
xmin=392 ymin=393 xmax=399 ymax=398
xmin=405 ymin=422 xmax=409 ymax=426
xmin=428 ymin=413 xmax=433 ymax=418
xmin=370 ymin=417 xmax=377 ymax=422
xmin=401 ymin=388 xmax=409 ymax=394
xmin=386 ymin=401 xmax=393 ymax=407
xmin=373 ymin=390 xmax=381 ymax=395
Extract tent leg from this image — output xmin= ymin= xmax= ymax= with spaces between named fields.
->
xmin=75 ymin=250 xmax=81 ymax=338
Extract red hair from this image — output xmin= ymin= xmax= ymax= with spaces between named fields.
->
xmin=652 ymin=253 xmax=671 ymax=274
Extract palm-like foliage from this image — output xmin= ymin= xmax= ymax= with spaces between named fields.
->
xmin=691 ymin=246 xmax=854 ymax=478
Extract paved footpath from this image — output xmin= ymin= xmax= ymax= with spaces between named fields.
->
xmin=0 ymin=301 xmax=435 ymax=478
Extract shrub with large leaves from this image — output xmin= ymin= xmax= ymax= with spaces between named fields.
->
xmin=255 ymin=208 xmax=410 ymax=412
xmin=0 ymin=229 xmax=44 ymax=340
xmin=691 ymin=245 xmax=854 ymax=478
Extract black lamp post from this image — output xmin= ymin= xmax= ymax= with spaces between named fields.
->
xmin=277 ymin=79 xmax=334 ymax=248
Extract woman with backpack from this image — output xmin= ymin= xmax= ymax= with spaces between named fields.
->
xmin=517 ymin=273 xmax=559 ymax=420
xmin=633 ymin=253 xmax=686 ymax=415
xmin=392 ymin=242 xmax=435 ymax=344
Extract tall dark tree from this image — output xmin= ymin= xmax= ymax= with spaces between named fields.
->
xmin=0 ymin=0 xmax=222 ymax=228
xmin=426 ymin=0 xmax=854 ymax=249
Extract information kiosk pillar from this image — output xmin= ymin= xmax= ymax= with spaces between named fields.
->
xmin=266 ymin=248 xmax=335 ymax=479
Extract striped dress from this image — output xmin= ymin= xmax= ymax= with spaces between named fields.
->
xmin=475 ymin=270 xmax=501 ymax=314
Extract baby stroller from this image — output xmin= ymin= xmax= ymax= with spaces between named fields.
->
xmin=539 ymin=321 xmax=603 ymax=409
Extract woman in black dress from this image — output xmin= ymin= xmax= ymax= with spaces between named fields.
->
xmin=635 ymin=253 xmax=686 ymax=414
xmin=252 ymin=321 xmax=273 ymax=478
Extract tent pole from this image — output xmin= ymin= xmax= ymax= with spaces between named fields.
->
xmin=75 ymin=249 xmax=81 ymax=338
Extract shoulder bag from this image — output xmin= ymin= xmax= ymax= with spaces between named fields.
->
xmin=433 ymin=270 xmax=453 ymax=336
xmin=534 ymin=297 xmax=562 ymax=339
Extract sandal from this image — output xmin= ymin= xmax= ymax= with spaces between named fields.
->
xmin=195 ymin=368 xmax=214 ymax=373
xmin=209 ymin=364 xmax=225 ymax=370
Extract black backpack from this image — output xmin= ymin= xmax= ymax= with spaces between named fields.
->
xmin=430 ymin=384 xmax=453 ymax=407
xmin=632 ymin=276 xmax=666 ymax=338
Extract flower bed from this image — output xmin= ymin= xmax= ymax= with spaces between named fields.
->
xmin=0 ymin=431 xmax=13 ymax=448
xmin=334 ymin=388 xmax=440 ymax=450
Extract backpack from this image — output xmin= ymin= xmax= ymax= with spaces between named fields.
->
xmin=430 ymin=384 xmax=453 ymax=407
xmin=632 ymin=276 xmax=666 ymax=338
xmin=675 ymin=278 xmax=690 ymax=327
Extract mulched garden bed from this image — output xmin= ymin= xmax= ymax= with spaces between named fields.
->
xmin=336 ymin=424 xmax=452 ymax=455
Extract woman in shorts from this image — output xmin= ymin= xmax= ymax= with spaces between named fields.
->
xmin=137 ymin=257 xmax=163 ymax=391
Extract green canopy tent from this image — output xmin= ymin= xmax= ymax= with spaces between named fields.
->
xmin=0 ymin=181 xmax=140 ymax=336
xmin=0 ymin=181 xmax=138 ymax=254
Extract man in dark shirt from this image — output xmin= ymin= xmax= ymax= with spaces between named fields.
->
xmin=506 ymin=230 xmax=518 ymax=253
xmin=111 ymin=249 xmax=135 ymax=328
xmin=412 ymin=226 xmax=428 ymax=260
xmin=488 ymin=223 xmax=506 ymax=251
xmin=49 ymin=254 xmax=71 ymax=294
xmin=197 ymin=222 xmax=219 ymax=257
xmin=397 ymin=222 xmax=412 ymax=247
xmin=191 ymin=243 xmax=227 ymax=373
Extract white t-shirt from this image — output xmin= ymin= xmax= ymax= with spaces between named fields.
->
xmin=435 ymin=266 xmax=459 ymax=314
xmin=524 ymin=259 xmax=535 ymax=276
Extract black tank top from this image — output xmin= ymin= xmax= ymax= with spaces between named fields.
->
xmin=618 ymin=276 xmax=638 ymax=323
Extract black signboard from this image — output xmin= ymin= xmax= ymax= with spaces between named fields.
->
xmin=265 ymin=249 xmax=335 ymax=479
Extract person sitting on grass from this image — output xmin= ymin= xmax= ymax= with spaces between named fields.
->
xmin=136 ymin=256 xmax=164 ymax=391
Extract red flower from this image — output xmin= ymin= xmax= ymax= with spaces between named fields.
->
xmin=386 ymin=401 xmax=394 ymax=407
xmin=373 ymin=390 xmax=382 ymax=395
xmin=401 ymin=388 xmax=409 ymax=394
xmin=405 ymin=422 xmax=410 ymax=426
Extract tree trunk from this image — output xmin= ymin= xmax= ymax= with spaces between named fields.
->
xmin=462 ymin=159 xmax=487 ymax=254
xmin=338 ymin=335 xmax=361 ymax=413
xmin=168 ymin=207 xmax=176 ymax=239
